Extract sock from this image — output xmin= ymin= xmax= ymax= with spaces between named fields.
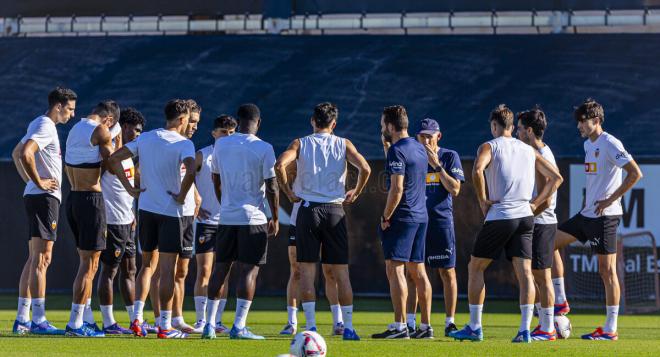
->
xmin=519 ymin=304 xmax=534 ymax=332
xmin=468 ymin=304 xmax=483 ymax=330
xmin=68 ymin=303 xmax=85 ymax=329
xmin=194 ymin=296 xmax=207 ymax=323
xmin=287 ymin=306 xmax=298 ymax=326
xmin=216 ymin=298 xmax=227 ymax=325
xmin=155 ymin=317 xmax=162 ymax=327
xmin=603 ymin=305 xmax=619 ymax=333
xmin=172 ymin=316 xmax=184 ymax=327
xmin=125 ymin=305 xmax=134 ymax=322
xmin=535 ymin=302 xmax=542 ymax=315
xmin=206 ymin=299 xmax=220 ymax=328
xmin=330 ymin=304 xmax=342 ymax=326
xmin=234 ymin=299 xmax=252 ymax=330
xmin=83 ymin=298 xmax=95 ymax=324
xmin=540 ymin=307 xmax=554 ymax=332
xmin=160 ymin=311 xmax=172 ymax=330
xmin=32 ymin=298 xmax=47 ymax=324
xmin=302 ymin=301 xmax=316 ymax=330
xmin=420 ymin=323 xmax=430 ymax=331
xmin=406 ymin=313 xmax=416 ymax=330
xmin=341 ymin=305 xmax=354 ymax=330
xmin=553 ymin=278 xmax=567 ymax=304
xmin=133 ymin=300 xmax=145 ymax=322
xmin=445 ymin=316 xmax=455 ymax=328
xmin=16 ymin=297 xmax=31 ymax=323
xmin=100 ymin=305 xmax=115 ymax=328
xmin=395 ymin=322 xmax=407 ymax=331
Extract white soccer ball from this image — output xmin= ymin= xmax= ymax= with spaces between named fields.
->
xmin=554 ymin=315 xmax=572 ymax=339
xmin=289 ymin=331 xmax=327 ymax=357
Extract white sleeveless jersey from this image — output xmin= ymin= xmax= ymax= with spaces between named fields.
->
xmin=101 ymin=156 xmax=136 ymax=225
xmin=196 ymin=145 xmax=221 ymax=225
xmin=533 ymin=145 xmax=558 ymax=225
xmin=484 ymin=136 xmax=535 ymax=221
xmin=65 ymin=118 xmax=102 ymax=166
xmin=293 ymin=133 xmax=347 ymax=204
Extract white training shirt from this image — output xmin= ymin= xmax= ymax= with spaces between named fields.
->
xmin=196 ymin=145 xmax=221 ymax=225
xmin=21 ymin=115 xmax=62 ymax=201
xmin=293 ymin=133 xmax=347 ymax=204
xmin=484 ymin=136 xmax=536 ymax=221
xmin=101 ymin=157 xmax=136 ymax=225
xmin=65 ymin=118 xmax=102 ymax=166
xmin=581 ymin=132 xmax=633 ymax=218
xmin=181 ymin=163 xmax=196 ymax=217
xmin=125 ymin=128 xmax=195 ymax=218
xmin=211 ymin=133 xmax=276 ymax=225
xmin=533 ymin=145 xmax=558 ymax=225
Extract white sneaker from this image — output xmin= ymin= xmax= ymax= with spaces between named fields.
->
xmin=173 ymin=321 xmax=196 ymax=334
xmin=215 ymin=323 xmax=230 ymax=334
xmin=192 ymin=320 xmax=205 ymax=334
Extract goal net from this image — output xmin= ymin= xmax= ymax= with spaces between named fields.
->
xmin=563 ymin=231 xmax=660 ymax=314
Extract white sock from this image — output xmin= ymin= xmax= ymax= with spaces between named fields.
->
xmin=83 ymin=298 xmax=95 ymax=324
xmin=519 ymin=304 xmax=534 ymax=332
xmin=194 ymin=296 xmax=207 ymax=323
xmin=100 ymin=305 xmax=116 ymax=328
xmin=445 ymin=316 xmax=455 ymax=328
xmin=172 ymin=316 xmax=184 ymax=327
xmin=330 ymin=304 xmax=342 ymax=326
xmin=395 ymin=322 xmax=407 ymax=331
xmin=535 ymin=302 xmax=542 ymax=315
xmin=540 ymin=307 xmax=554 ymax=332
xmin=68 ymin=303 xmax=85 ymax=329
xmin=341 ymin=305 xmax=354 ymax=330
xmin=468 ymin=304 xmax=483 ymax=330
xmin=133 ymin=300 xmax=145 ymax=322
xmin=603 ymin=305 xmax=619 ymax=333
xmin=155 ymin=316 xmax=162 ymax=327
xmin=16 ymin=297 xmax=31 ymax=323
xmin=160 ymin=310 xmax=172 ymax=330
xmin=406 ymin=313 xmax=416 ymax=330
xmin=302 ymin=301 xmax=316 ymax=330
xmin=234 ymin=298 xmax=252 ymax=330
xmin=287 ymin=306 xmax=298 ymax=326
xmin=420 ymin=323 xmax=430 ymax=331
xmin=216 ymin=298 xmax=228 ymax=325
xmin=125 ymin=305 xmax=134 ymax=322
xmin=553 ymin=278 xmax=567 ymax=304
xmin=205 ymin=299 xmax=220 ymax=328
xmin=32 ymin=298 xmax=47 ymax=324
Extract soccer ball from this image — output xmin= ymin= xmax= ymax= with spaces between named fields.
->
xmin=554 ymin=315 xmax=572 ymax=339
xmin=289 ymin=331 xmax=327 ymax=357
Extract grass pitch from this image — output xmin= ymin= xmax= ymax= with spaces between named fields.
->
xmin=0 ymin=295 xmax=658 ymax=356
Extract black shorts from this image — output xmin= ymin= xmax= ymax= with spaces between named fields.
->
xmin=195 ymin=223 xmax=218 ymax=254
xmin=24 ymin=193 xmax=60 ymax=241
xmin=559 ymin=214 xmax=620 ymax=255
xmin=532 ymin=223 xmax=557 ymax=270
xmin=288 ymin=225 xmax=296 ymax=247
xmin=124 ymin=228 xmax=137 ymax=258
xmin=216 ymin=224 xmax=268 ymax=265
xmin=472 ymin=216 xmax=534 ymax=261
xmin=100 ymin=224 xmax=132 ymax=266
xmin=66 ymin=191 xmax=106 ymax=251
xmin=138 ymin=210 xmax=194 ymax=255
xmin=295 ymin=202 xmax=348 ymax=264
xmin=180 ymin=216 xmax=194 ymax=259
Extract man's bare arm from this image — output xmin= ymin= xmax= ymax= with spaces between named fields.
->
xmin=472 ymin=143 xmax=494 ymax=217
xmin=531 ymin=152 xmax=563 ymax=216
xmin=12 ymin=142 xmax=29 ymax=183
xmin=595 ymin=160 xmax=643 ymax=216
xmin=344 ymin=139 xmax=371 ymax=204
xmin=274 ymin=139 xmax=300 ymax=202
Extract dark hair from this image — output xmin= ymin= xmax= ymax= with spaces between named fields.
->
xmin=119 ymin=107 xmax=146 ymax=127
xmin=382 ymin=105 xmax=408 ymax=131
xmin=91 ymin=100 xmax=120 ymax=122
xmin=164 ymin=99 xmax=190 ymax=121
xmin=48 ymin=86 xmax=77 ymax=107
xmin=214 ymin=114 xmax=237 ymax=130
xmin=312 ymin=102 xmax=338 ymax=129
xmin=186 ymin=99 xmax=202 ymax=114
xmin=517 ymin=106 xmax=547 ymax=138
xmin=489 ymin=104 xmax=514 ymax=129
xmin=574 ymin=98 xmax=604 ymax=123
xmin=237 ymin=103 xmax=260 ymax=123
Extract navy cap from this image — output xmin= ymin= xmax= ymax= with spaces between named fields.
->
xmin=418 ymin=118 xmax=440 ymax=135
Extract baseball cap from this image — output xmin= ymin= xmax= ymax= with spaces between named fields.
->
xmin=418 ymin=118 xmax=440 ymax=135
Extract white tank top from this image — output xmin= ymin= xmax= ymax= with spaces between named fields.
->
xmin=196 ymin=145 xmax=221 ymax=225
xmin=484 ymin=136 xmax=535 ymax=221
xmin=533 ymin=145 xmax=558 ymax=225
xmin=101 ymin=157 xmax=136 ymax=225
xmin=293 ymin=133 xmax=347 ymax=204
xmin=65 ymin=118 xmax=102 ymax=166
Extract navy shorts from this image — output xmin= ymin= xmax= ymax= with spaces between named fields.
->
xmin=379 ymin=221 xmax=427 ymax=263
xmin=425 ymin=220 xmax=456 ymax=269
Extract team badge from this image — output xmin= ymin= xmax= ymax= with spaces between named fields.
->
xmin=51 ymin=220 xmax=57 ymax=230
xmin=199 ymin=236 xmax=206 ymax=244
xmin=114 ymin=249 xmax=121 ymax=258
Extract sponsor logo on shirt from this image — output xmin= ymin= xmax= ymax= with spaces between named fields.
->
xmin=389 ymin=161 xmax=403 ymax=169
xmin=585 ymin=162 xmax=597 ymax=174
xmin=426 ymin=173 xmax=440 ymax=185
xmin=451 ymin=167 xmax=464 ymax=177
xmin=124 ymin=167 xmax=134 ymax=179
xmin=615 ymin=151 xmax=629 ymax=160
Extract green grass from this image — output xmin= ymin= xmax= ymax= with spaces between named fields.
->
xmin=0 ymin=295 xmax=659 ymax=356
